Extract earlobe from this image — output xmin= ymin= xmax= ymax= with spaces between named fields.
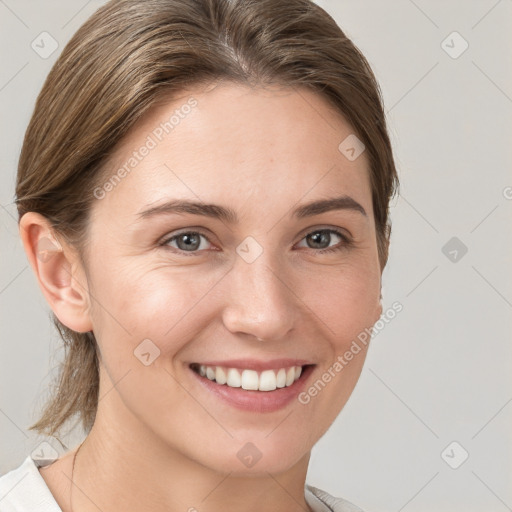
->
xmin=373 ymin=287 xmax=383 ymax=324
xmin=19 ymin=212 xmax=93 ymax=333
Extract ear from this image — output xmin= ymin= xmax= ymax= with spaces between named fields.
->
xmin=376 ymin=298 xmax=383 ymax=321
xmin=19 ymin=212 xmax=93 ymax=333
xmin=372 ymin=282 xmax=383 ymax=325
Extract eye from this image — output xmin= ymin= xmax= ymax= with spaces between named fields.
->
xmin=295 ymin=228 xmax=351 ymax=253
xmin=161 ymin=231 xmax=213 ymax=254
xmin=159 ymin=227 xmax=352 ymax=256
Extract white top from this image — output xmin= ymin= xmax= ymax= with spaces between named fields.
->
xmin=0 ymin=456 xmax=364 ymax=512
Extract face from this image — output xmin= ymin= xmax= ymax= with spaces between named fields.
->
xmin=77 ymin=82 xmax=382 ymax=474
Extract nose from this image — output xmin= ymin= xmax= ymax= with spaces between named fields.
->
xmin=221 ymin=252 xmax=298 ymax=342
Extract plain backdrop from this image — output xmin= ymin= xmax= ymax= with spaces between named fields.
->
xmin=1 ymin=1 xmax=511 ymax=511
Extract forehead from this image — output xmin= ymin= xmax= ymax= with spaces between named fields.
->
xmin=92 ymin=82 xmax=372 ymax=223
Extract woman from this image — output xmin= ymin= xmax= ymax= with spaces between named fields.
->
xmin=0 ymin=0 xmax=399 ymax=510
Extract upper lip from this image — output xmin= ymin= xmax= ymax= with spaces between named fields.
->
xmin=190 ymin=359 xmax=314 ymax=372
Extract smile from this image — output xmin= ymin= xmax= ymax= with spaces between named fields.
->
xmin=188 ymin=361 xmax=316 ymax=413
xmin=190 ymin=363 xmax=303 ymax=391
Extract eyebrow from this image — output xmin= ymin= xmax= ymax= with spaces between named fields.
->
xmin=136 ymin=195 xmax=367 ymax=223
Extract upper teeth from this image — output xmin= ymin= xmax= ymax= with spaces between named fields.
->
xmin=197 ymin=364 xmax=303 ymax=391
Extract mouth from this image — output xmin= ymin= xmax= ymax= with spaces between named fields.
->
xmin=189 ymin=362 xmax=313 ymax=391
xmin=188 ymin=361 xmax=316 ymax=412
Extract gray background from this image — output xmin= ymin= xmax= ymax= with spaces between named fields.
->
xmin=1 ymin=1 xmax=511 ymax=511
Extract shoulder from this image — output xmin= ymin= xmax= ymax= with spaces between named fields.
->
xmin=0 ymin=455 xmax=62 ymax=512
xmin=305 ymin=484 xmax=366 ymax=512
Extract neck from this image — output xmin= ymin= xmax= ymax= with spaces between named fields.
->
xmin=70 ymin=394 xmax=313 ymax=512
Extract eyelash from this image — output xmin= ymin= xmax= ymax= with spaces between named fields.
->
xmin=159 ymin=228 xmax=352 ymax=256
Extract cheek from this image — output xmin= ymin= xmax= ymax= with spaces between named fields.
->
xmin=295 ymin=264 xmax=378 ymax=433
xmin=88 ymin=263 xmax=218 ymax=414
xmin=90 ymin=260 xmax=226 ymax=353
xmin=299 ymin=260 xmax=380 ymax=346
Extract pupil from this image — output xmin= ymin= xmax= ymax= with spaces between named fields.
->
xmin=179 ymin=233 xmax=199 ymax=251
xmin=309 ymin=231 xmax=329 ymax=249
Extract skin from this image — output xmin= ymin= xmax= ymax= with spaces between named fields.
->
xmin=20 ymin=81 xmax=383 ymax=512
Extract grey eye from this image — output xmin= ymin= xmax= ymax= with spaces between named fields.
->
xmin=166 ymin=232 xmax=210 ymax=252
xmin=297 ymin=229 xmax=343 ymax=250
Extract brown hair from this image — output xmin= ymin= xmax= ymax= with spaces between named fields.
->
xmin=16 ymin=0 xmax=399 ymax=440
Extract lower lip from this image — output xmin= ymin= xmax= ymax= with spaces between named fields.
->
xmin=189 ymin=365 xmax=315 ymax=413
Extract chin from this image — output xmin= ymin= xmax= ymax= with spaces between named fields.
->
xmin=197 ymin=435 xmax=311 ymax=476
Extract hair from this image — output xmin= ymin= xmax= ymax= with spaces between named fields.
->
xmin=15 ymin=0 xmax=399 ymax=441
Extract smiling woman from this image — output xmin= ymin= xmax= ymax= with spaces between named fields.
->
xmin=2 ymin=0 xmax=399 ymax=511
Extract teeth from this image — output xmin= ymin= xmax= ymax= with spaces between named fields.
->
xmin=276 ymin=368 xmax=286 ymax=388
xmin=195 ymin=364 xmax=304 ymax=391
xmin=215 ymin=366 xmax=227 ymax=385
xmin=259 ymin=370 xmax=277 ymax=391
xmin=285 ymin=367 xmax=295 ymax=386
xmin=241 ymin=370 xmax=259 ymax=390
xmin=226 ymin=368 xmax=241 ymax=387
